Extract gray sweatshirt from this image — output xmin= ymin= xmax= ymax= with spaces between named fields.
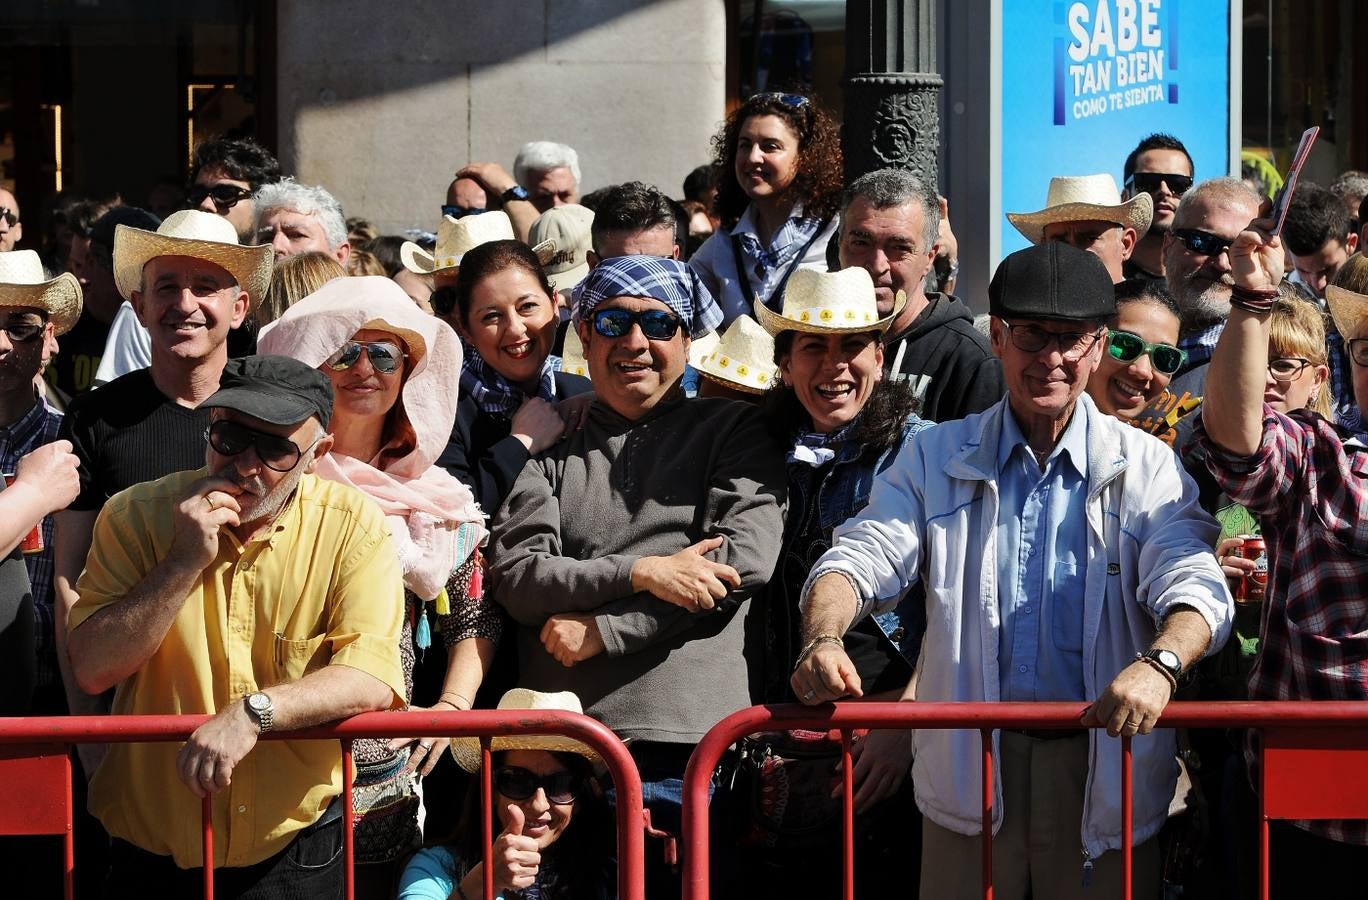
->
xmin=490 ymin=395 xmax=786 ymax=743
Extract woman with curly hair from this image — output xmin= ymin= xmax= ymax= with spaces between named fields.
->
xmin=689 ymin=92 xmax=843 ymax=325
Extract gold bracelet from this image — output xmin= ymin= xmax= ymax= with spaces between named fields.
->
xmin=438 ymin=691 xmax=473 ymax=710
xmin=794 ymin=634 xmax=844 ymax=670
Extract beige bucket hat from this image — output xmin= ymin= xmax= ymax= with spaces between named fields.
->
xmin=401 ymin=212 xmax=515 ymax=275
xmin=0 ymin=249 xmax=82 ymax=335
xmin=1007 ymin=174 xmax=1154 ymax=245
xmin=1326 ymin=285 xmax=1368 ymax=342
xmin=561 ymin=322 xmax=590 ymax=379
xmin=694 ymin=315 xmax=778 ymax=394
xmin=754 ymin=266 xmax=904 ymax=336
xmin=529 ymin=204 xmax=595 ymax=293
xmin=113 ymin=209 xmax=273 ymax=306
xmin=449 ymin=689 xmax=602 ymax=773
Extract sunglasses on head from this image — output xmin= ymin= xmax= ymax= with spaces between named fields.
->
xmin=441 ymin=204 xmax=487 ymax=220
xmin=1 ymin=316 xmax=45 ymax=343
xmin=1106 ymin=330 xmax=1187 ymax=375
xmin=0 ymin=208 xmax=18 ymax=227
xmin=205 ymin=419 xmax=311 ymax=474
xmin=325 ymin=340 xmax=406 ymax=375
xmin=591 ymin=308 xmax=684 ymax=341
xmin=186 ymin=183 xmax=253 ymax=214
xmin=748 ymin=92 xmax=811 ymax=110
xmin=493 ymin=766 xmax=583 ymax=804
xmin=1125 ymin=172 xmax=1194 ymax=197
xmin=1171 ymin=228 xmax=1234 ymax=257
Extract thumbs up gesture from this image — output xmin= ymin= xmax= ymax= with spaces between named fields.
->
xmin=493 ymin=804 xmax=542 ymax=892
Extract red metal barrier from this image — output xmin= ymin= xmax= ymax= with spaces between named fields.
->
xmin=0 ymin=709 xmax=645 ymax=900
xmin=680 ymin=701 xmax=1368 ymax=900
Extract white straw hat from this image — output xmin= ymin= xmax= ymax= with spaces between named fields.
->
xmin=694 ymin=315 xmax=778 ymax=394
xmin=1326 ymin=284 xmax=1368 ymax=343
xmin=449 ymin=689 xmax=601 ymax=773
xmin=754 ymin=266 xmax=904 ymax=336
xmin=113 ymin=209 xmax=273 ymax=307
xmin=561 ymin=322 xmax=590 ymax=380
xmin=401 ymin=212 xmax=515 ymax=274
xmin=0 ymin=249 xmax=82 ymax=335
xmin=1006 ymin=174 xmax=1154 ymax=245
xmin=529 ymin=204 xmax=594 ymax=293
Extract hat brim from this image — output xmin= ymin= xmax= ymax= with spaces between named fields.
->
xmin=199 ymin=385 xmax=324 ymax=427
xmin=1326 ymin=285 xmax=1368 ymax=342
xmin=695 ymin=363 xmax=772 ymax=394
xmin=400 ymin=241 xmax=459 ymax=275
xmin=114 ymin=227 xmax=273 ymax=310
xmin=0 ymin=273 xmax=82 ymax=336
xmin=753 ymin=291 xmax=907 ymax=336
xmin=1006 ymin=195 xmax=1153 ymax=245
xmin=450 ymin=733 xmax=603 ymax=773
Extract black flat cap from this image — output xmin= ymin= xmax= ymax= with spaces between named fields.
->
xmin=201 ymin=355 xmax=334 ymax=429
xmin=988 ymin=241 xmax=1116 ymax=322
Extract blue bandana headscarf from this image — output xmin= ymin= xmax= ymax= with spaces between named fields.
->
xmin=572 ymin=255 xmax=724 ymax=339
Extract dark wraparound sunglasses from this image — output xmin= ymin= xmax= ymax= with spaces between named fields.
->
xmin=493 ymin=766 xmax=584 ymax=804
xmin=1171 ymin=228 xmax=1234 ymax=257
xmin=325 ymin=340 xmax=406 ymax=375
xmin=186 ymin=184 xmax=253 ymax=214
xmin=1107 ymin=330 xmax=1187 ymax=375
xmin=591 ymin=308 xmax=684 ymax=341
xmin=1125 ymin=172 xmax=1194 ymax=196
xmin=0 ymin=208 xmax=18 ymax=227
xmin=1 ymin=318 xmax=45 ymax=342
xmin=205 ymin=420 xmax=312 ymax=473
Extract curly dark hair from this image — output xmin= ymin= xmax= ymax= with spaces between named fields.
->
xmin=710 ymin=93 xmax=843 ymax=228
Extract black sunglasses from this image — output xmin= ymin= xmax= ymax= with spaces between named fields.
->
xmin=205 ymin=419 xmax=311 ymax=474
xmin=1125 ymin=172 xmax=1194 ymax=196
xmin=493 ymin=766 xmax=583 ymax=805
xmin=0 ymin=208 xmax=18 ymax=227
xmin=441 ymin=204 xmax=487 ymax=220
xmin=186 ymin=183 xmax=253 ymax=214
xmin=1107 ymin=330 xmax=1187 ymax=375
xmin=0 ymin=318 xmax=45 ymax=343
xmin=591 ymin=308 xmax=684 ymax=341
xmin=1171 ymin=228 xmax=1234 ymax=257
xmin=325 ymin=340 xmax=406 ymax=375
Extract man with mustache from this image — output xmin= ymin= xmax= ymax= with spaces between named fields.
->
xmin=67 ymin=355 xmax=404 ymax=896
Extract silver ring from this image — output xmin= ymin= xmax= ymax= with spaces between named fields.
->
xmin=803 ymin=689 xmax=816 ymax=701
xmin=419 ymin=741 xmax=433 ymax=750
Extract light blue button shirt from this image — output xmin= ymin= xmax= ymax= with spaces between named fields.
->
xmin=995 ymin=404 xmax=1090 ymax=702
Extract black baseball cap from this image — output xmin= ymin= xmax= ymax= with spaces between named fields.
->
xmin=201 ymin=355 xmax=334 ymax=429
xmin=988 ymin=241 xmax=1116 ymax=322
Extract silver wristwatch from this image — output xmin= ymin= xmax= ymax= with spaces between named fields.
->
xmin=245 ymin=691 xmax=275 ymax=734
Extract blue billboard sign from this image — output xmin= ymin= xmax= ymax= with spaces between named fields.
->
xmin=997 ymin=0 xmax=1235 ymax=257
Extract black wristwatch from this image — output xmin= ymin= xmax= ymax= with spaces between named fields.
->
xmin=1138 ymin=648 xmax=1182 ymax=686
xmin=500 ymin=184 xmax=530 ymax=204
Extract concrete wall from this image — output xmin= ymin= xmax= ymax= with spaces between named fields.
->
xmin=276 ymin=0 xmax=728 ymax=236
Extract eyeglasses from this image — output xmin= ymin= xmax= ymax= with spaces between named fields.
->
xmin=186 ymin=183 xmax=253 ymax=214
xmin=591 ymin=308 xmax=684 ymax=341
xmin=0 ymin=208 xmax=18 ymax=227
xmin=0 ymin=318 xmax=45 ymax=343
xmin=493 ymin=766 xmax=583 ymax=805
xmin=205 ymin=419 xmax=313 ymax=473
xmin=441 ymin=204 xmax=487 ymax=220
xmin=1349 ymin=339 xmax=1368 ymax=367
xmin=1268 ymin=357 xmax=1313 ymax=382
xmin=748 ymin=92 xmax=811 ymax=110
xmin=1125 ymin=172 xmax=1194 ymax=197
xmin=325 ymin=340 xmax=406 ymax=375
xmin=1171 ymin=228 xmax=1234 ymax=257
xmin=1001 ymin=321 xmax=1104 ymax=360
xmin=1106 ymin=330 xmax=1187 ymax=375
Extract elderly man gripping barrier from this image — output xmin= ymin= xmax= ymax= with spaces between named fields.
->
xmin=67 ymin=356 xmax=405 ymax=899
xmin=792 ymin=241 xmax=1232 ymax=900
xmin=489 ymin=255 xmax=782 ymax=900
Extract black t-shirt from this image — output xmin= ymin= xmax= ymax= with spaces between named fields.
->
xmin=43 ymin=310 xmax=110 ymax=404
xmin=60 ymin=368 xmax=211 ymax=511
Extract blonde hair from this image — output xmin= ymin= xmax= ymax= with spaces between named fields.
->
xmin=345 ymin=248 xmax=386 ymax=277
xmin=1268 ymin=294 xmax=1334 ymax=420
xmin=256 ymin=251 xmax=346 ymax=325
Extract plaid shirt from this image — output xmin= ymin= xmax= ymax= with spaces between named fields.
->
xmin=733 ymin=203 xmax=827 ymax=310
xmin=0 ymin=397 xmax=64 ymax=689
xmin=1325 ymin=326 xmax=1363 ymax=433
xmin=1177 ymin=321 xmax=1225 ymax=376
xmin=1197 ymin=405 xmax=1368 ymax=845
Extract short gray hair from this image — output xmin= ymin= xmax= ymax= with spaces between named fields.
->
xmin=514 ymin=141 xmax=581 ymax=189
xmin=1172 ymin=177 xmax=1262 ymax=229
xmin=842 ymin=168 xmax=939 ymax=249
xmin=253 ymin=177 xmax=348 ymax=250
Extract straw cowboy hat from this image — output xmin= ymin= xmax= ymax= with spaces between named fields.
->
xmin=694 ymin=315 xmax=778 ymax=394
xmin=113 ymin=209 xmax=273 ymax=306
xmin=449 ymin=689 xmax=602 ymax=773
xmin=401 ymin=212 xmax=517 ymax=275
xmin=0 ymin=249 xmax=82 ymax=335
xmin=529 ymin=204 xmax=594 ymax=293
xmin=1326 ymin=284 xmax=1368 ymax=342
xmin=1006 ymin=174 xmax=1154 ymax=245
xmin=561 ymin=322 xmax=590 ymax=379
xmin=754 ymin=266 xmax=905 ymax=336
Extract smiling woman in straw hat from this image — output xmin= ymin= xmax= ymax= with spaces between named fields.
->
xmin=399 ymin=689 xmax=612 ymax=900
xmin=739 ymin=265 xmax=931 ymax=896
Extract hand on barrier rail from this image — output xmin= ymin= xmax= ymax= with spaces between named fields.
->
xmin=389 ymin=723 xmax=450 ymax=777
xmin=176 ymin=701 xmax=259 ymax=797
xmin=630 ymin=536 xmax=741 ymax=612
xmin=844 ymin=728 xmax=912 ymax=813
xmin=790 ymin=641 xmax=863 ymax=705
xmin=173 ymin=475 xmax=246 ymax=569
xmin=541 ymin=614 xmax=605 ymax=667
xmin=1080 ymin=660 xmax=1173 ymax=738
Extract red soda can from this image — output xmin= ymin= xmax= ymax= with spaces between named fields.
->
xmin=1232 ymin=536 xmax=1267 ymax=605
xmin=1 ymin=473 xmax=44 ymax=554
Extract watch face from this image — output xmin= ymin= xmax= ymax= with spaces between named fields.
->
xmin=1156 ymin=650 xmax=1181 ymax=671
xmin=248 ymin=693 xmax=270 ymax=712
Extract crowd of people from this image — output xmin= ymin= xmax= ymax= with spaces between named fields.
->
xmin=0 ymin=88 xmax=1365 ymax=900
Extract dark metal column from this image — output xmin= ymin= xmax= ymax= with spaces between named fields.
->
xmin=842 ymin=0 xmax=942 ymax=187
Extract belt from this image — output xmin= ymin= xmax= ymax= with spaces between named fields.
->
xmin=1003 ymin=728 xmax=1088 ymax=741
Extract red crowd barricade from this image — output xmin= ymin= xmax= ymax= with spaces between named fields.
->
xmin=680 ymin=701 xmax=1368 ymax=900
xmin=0 ymin=708 xmax=645 ymax=900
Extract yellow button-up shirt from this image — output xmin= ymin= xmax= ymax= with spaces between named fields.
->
xmin=70 ymin=467 xmax=406 ymax=869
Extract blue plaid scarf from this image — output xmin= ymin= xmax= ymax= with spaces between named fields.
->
xmin=460 ymin=344 xmax=561 ymax=418
xmin=788 ymin=420 xmax=858 ymax=467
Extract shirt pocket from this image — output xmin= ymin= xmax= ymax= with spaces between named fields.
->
xmin=1050 ymin=561 xmax=1085 ymax=654
xmin=273 ymin=633 xmax=329 ymax=683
